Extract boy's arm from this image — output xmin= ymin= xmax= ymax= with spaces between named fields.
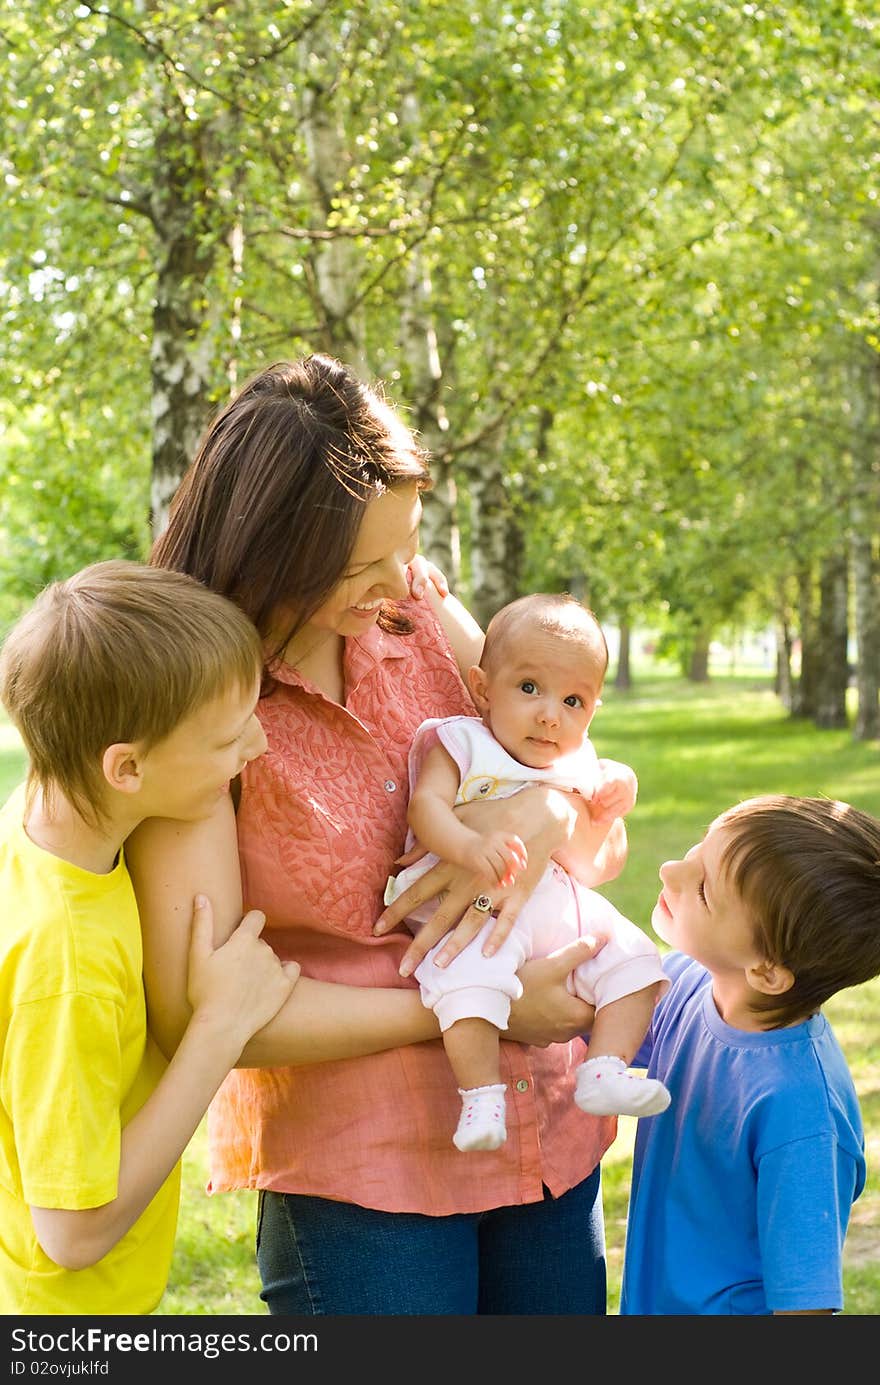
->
xmin=127 ymin=800 xmax=441 ymax=1069
xmin=128 ymin=797 xmax=588 ymax=1072
xmin=754 ymin=1114 xmax=859 ymax=1316
xmin=29 ymin=900 xmax=297 ymax=1271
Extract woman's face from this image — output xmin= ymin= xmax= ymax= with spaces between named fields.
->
xmin=305 ymin=483 xmax=422 ymax=640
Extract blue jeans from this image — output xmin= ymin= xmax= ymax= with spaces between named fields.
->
xmin=256 ymin=1168 xmax=606 ymax=1315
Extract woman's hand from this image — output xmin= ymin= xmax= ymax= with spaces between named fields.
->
xmin=374 ymin=858 xmax=503 ymax=976
xmin=507 ymin=936 xmax=604 ymax=1046
xmin=374 ymin=787 xmax=576 ymax=976
xmin=406 ymin=554 xmax=449 ymax=601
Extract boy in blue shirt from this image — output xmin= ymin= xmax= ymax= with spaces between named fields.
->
xmin=620 ymin=794 xmax=880 ymax=1316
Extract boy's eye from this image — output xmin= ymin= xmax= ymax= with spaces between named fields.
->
xmin=697 ymin=880 xmax=708 ymax=907
xmin=563 ymin=694 xmax=583 ymax=708
xmin=520 ymin=680 xmax=537 ymax=695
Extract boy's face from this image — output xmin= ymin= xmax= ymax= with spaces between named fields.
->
xmin=652 ymin=824 xmax=760 ymax=974
xmin=136 ymin=674 xmax=266 ymax=821
xmin=470 ymin=632 xmax=603 ymax=770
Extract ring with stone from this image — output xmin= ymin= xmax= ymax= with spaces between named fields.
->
xmin=472 ymin=894 xmax=493 ymax=913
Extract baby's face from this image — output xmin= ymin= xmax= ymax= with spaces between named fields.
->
xmin=480 ymin=632 xmax=603 ymax=770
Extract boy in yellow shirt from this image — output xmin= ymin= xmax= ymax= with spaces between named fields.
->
xmin=0 ymin=560 xmax=299 ymax=1314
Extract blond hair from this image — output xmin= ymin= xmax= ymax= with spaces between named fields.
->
xmin=0 ymin=560 xmax=262 ymax=825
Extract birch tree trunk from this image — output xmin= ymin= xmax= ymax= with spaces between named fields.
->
xmin=813 ymin=550 xmax=849 ymax=729
xmin=299 ymin=37 xmax=368 ymax=379
xmin=614 ymin=617 xmax=633 ymax=691
xmin=397 ymin=94 xmax=457 ymax=581
xmin=792 ymin=562 xmax=819 ymax=719
xmin=774 ymin=607 xmax=794 ymax=711
xmin=466 ymin=427 xmax=520 ymax=630
xmin=688 ymin=628 xmax=711 ymax=683
xmin=149 ymin=111 xmax=228 ymax=536
xmin=851 ymin=345 xmax=880 ymax=741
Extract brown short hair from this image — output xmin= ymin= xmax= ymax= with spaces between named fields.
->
xmin=715 ymin=795 xmax=880 ymax=1028
xmin=0 ymin=560 xmax=262 ymax=825
xmin=150 ymin=355 xmax=432 ymax=668
xmin=481 ymin=593 xmax=608 ymax=681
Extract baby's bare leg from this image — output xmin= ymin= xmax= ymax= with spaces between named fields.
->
xmin=444 ymin=1016 xmax=502 ymax=1089
xmin=586 ymin=986 xmax=660 ymax=1065
xmin=574 ymin=985 xmax=671 ymax=1118
xmin=443 ymin=1017 xmax=507 ymax=1152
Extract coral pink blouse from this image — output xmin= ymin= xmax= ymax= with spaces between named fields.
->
xmin=207 ymin=599 xmax=615 ymax=1214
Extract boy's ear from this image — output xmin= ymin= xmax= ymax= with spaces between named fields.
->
xmin=101 ymin=743 xmax=144 ymax=796
xmin=466 ymin=663 xmax=490 ymax=713
xmin=746 ymin=958 xmax=795 ymax=996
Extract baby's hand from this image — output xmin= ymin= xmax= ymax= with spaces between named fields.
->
xmin=590 ymin=761 xmax=638 ymax=824
xmin=187 ymin=895 xmax=300 ymax=1049
xmin=466 ymin=831 xmax=528 ymax=888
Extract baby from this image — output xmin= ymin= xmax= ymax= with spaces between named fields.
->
xmin=385 ymin=593 xmax=670 ymax=1152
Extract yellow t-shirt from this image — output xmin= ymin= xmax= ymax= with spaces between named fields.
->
xmin=0 ymin=787 xmax=180 ymax=1314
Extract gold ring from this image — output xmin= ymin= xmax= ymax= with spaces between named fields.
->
xmin=472 ymin=894 xmax=493 ymax=913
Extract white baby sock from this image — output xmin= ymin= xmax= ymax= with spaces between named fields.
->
xmin=574 ymin=1055 xmax=671 ymax=1118
xmin=453 ymin=1083 xmax=507 ymax=1152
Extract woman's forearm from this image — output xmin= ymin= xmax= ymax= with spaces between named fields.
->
xmin=238 ymin=975 xmax=439 ymax=1067
xmin=129 ymin=805 xmax=440 ymax=1071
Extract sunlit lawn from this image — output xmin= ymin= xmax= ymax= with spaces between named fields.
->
xmin=2 ymin=666 xmax=878 ymax=1315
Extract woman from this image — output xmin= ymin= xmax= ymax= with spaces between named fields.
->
xmin=128 ymin=354 xmax=625 ymax=1315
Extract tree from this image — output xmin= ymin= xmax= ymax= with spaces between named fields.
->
xmin=0 ymin=0 xmax=877 ymax=746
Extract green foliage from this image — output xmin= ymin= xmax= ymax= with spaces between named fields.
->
xmin=0 ymin=1 xmax=877 ymax=647
xmin=0 ymin=401 xmax=150 ymax=628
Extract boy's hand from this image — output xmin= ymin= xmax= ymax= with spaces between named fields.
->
xmin=464 ymin=831 xmax=528 ymax=888
xmin=186 ymin=895 xmax=300 ymax=1048
xmin=589 ymin=760 xmax=638 ymax=824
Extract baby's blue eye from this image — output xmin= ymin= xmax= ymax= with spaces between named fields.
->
xmin=564 ymin=694 xmax=583 ymax=708
xmin=520 ymin=680 xmax=537 ymax=695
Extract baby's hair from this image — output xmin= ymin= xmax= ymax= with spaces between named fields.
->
xmin=481 ymin=593 xmax=608 ymax=680
xmin=0 ymin=560 xmax=262 ymax=827
xmin=715 ymin=794 xmax=880 ymax=1028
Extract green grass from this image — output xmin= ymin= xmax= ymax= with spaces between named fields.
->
xmin=0 ymin=722 xmax=27 ymax=806
xmin=3 ymin=670 xmax=879 ymax=1315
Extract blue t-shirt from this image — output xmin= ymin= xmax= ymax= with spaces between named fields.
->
xmin=620 ymin=952 xmax=865 ymax=1315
